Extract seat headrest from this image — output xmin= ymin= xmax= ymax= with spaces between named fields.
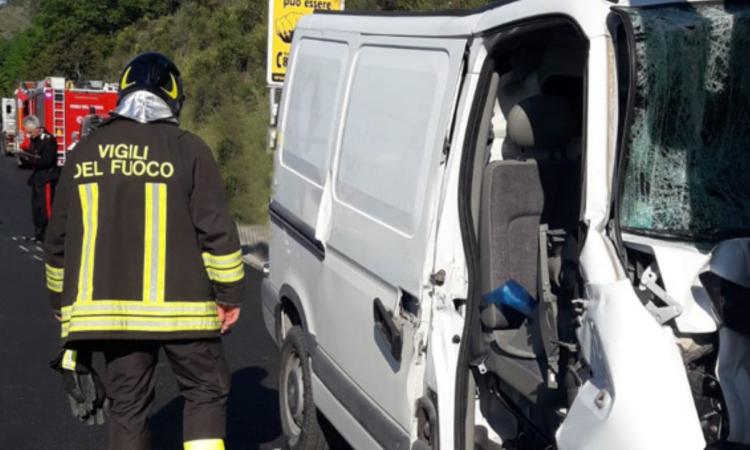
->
xmin=506 ymin=95 xmax=576 ymax=149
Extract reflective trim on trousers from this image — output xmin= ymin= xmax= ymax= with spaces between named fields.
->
xmin=184 ymin=439 xmax=225 ymax=450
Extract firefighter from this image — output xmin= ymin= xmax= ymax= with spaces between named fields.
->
xmin=22 ymin=115 xmax=59 ymax=243
xmin=81 ymin=106 xmax=104 ymax=138
xmin=44 ymin=52 xmax=244 ymax=450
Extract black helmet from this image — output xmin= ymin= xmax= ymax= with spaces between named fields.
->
xmin=118 ymin=52 xmax=185 ymax=116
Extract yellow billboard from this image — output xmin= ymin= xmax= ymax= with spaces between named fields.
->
xmin=267 ymin=0 xmax=344 ymax=86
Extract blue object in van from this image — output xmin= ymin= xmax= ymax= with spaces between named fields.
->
xmin=482 ymin=280 xmax=538 ymax=317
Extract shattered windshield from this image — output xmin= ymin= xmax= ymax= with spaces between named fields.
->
xmin=619 ymin=4 xmax=750 ymax=240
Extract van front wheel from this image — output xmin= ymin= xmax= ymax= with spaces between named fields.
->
xmin=279 ymin=326 xmax=328 ymax=450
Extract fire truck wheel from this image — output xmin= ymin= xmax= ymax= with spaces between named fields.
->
xmin=279 ymin=326 xmax=328 ymax=450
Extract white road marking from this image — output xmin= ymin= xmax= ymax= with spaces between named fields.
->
xmin=18 ymin=245 xmax=29 ymax=253
xmin=32 ymin=255 xmax=43 ymax=262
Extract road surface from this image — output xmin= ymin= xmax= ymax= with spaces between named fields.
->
xmin=0 ymin=154 xmax=284 ymax=450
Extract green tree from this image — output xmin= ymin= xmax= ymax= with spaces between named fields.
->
xmin=0 ymin=0 xmax=492 ymax=223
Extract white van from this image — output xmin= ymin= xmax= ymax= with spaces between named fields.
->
xmin=262 ymin=1 xmax=750 ymax=449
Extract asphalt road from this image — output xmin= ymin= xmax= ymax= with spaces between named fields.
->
xmin=0 ymin=154 xmax=284 ymax=450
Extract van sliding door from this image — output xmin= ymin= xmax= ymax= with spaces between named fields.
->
xmin=272 ymin=33 xmax=350 ymax=232
xmin=316 ymin=34 xmax=467 ymax=446
xmin=268 ymin=32 xmax=351 ymax=330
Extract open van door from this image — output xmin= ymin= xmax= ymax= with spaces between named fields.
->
xmin=311 ymin=30 xmax=468 ymax=447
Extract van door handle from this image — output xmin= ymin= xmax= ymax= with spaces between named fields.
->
xmin=373 ymin=298 xmax=403 ymax=362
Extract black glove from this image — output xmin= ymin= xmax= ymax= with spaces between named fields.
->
xmin=50 ymin=348 xmax=110 ymax=425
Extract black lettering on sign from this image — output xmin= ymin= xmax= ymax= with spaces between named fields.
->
xmin=304 ymin=0 xmax=332 ymax=9
xmin=276 ymin=51 xmax=289 ymax=69
xmin=283 ymin=0 xmax=302 ymax=7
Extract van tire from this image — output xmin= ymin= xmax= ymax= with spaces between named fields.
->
xmin=279 ymin=326 xmax=328 ymax=450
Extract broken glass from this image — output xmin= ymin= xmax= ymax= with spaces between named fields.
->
xmin=620 ymin=4 xmax=750 ymax=239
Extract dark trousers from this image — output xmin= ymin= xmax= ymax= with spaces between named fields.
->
xmin=102 ymin=339 xmax=231 ymax=450
xmin=31 ymin=179 xmax=56 ymax=241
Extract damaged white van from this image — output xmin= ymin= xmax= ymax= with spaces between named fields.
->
xmin=262 ymin=1 xmax=750 ymax=449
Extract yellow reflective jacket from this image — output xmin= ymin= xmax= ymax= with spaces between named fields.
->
xmin=44 ymin=118 xmax=244 ymax=342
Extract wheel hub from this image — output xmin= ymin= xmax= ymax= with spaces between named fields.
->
xmin=282 ymin=350 xmax=305 ymax=438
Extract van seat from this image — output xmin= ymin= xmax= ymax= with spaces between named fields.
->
xmin=478 ymin=94 xmax=580 ymax=403
xmin=479 ymin=159 xmax=545 ymax=329
xmin=479 ymin=95 xmax=578 ymax=330
xmin=479 ymin=159 xmax=577 ymax=330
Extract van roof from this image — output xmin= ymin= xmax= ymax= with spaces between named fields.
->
xmin=318 ymin=0 xmax=519 ymax=18
xmin=302 ymin=0 xmax=715 ymax=38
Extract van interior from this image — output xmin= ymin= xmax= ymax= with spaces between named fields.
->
xmin=466 ymin=21 xmax=588 ymax=449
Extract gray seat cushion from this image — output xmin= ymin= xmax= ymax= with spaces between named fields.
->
xmin=479 ymin=160 xmax=545 ymax=330
xmin=478 ymin=159 xmax=579 ymax=330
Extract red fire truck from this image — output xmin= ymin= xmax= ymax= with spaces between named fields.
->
xmin=14 ymin=77 xmax=118 ymax=165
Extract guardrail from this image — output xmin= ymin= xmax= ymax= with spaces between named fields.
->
xmin=237 ymin=223 xmax=270 ymax=271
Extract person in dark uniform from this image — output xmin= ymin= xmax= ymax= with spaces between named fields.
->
xmin=44 ymin=53 xmax=244 ymax=450
xmin=22 ymin=115 xmax=59 ymax=243
xmin=81 ymin=106 xmax=104 ymax=138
